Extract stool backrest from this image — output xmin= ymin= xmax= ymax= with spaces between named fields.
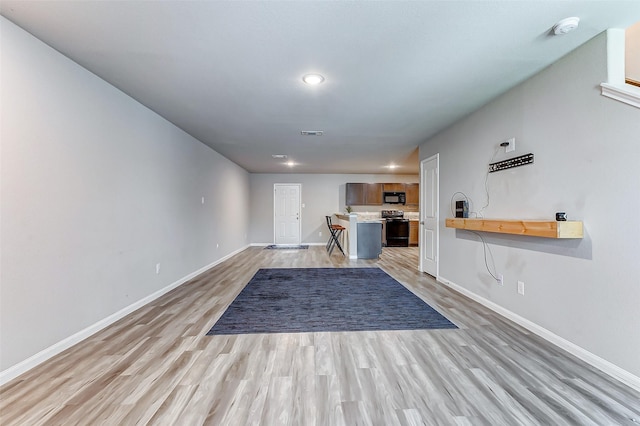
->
xmin=325 ymin=215 xmax=333 ymax=229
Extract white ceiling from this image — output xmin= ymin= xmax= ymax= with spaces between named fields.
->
xmin=2 ymin=1 xmax=639 ymax=174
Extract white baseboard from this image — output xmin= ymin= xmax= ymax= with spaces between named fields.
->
xmin=0 ymin=245 xmax=250 ymax=386
xmin=436 ymin=275 xmax=640 ymax=393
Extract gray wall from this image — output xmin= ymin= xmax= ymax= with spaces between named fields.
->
xmin=0 ymin=18 xmax=250 ymax=371
xmin=249 ymin=174 xmax=418 ymax=244
xmin=419 ymin=32 xmax=640 ymax=377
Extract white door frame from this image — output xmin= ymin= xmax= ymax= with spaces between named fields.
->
xmin=419 ymin=154 xmax=439 ymax=276
xmin=273 ymin=183 xmax=302 ymax=245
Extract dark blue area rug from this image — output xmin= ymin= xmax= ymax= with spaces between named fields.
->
xmin=207 ymin=267 xmax=457 ymax=335
xmin=264 ymin=245 xmax=309 ymax=250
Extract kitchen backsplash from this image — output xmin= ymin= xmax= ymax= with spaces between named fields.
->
xmin=348 ymin=211 xmax=419 ymax=221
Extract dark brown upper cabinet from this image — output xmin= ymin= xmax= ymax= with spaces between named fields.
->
xmin=346 ymin=182 xmax=418 ymax=206
xmin=346 ymin=183 xmax=383 ymax=206
xmin=382 ymin=183 xmax=406 ymax=192
xmin=405 ymin=183 xmax=419 ymax=205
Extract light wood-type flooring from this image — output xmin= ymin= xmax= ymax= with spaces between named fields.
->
xmin=1 ymin=246 xmax=639 ymax=425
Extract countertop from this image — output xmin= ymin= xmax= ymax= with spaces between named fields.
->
xmin=334 ymin=212 xmax=419 ymax=221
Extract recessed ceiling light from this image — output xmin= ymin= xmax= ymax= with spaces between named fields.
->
xmin=386 ymin=164 xmax=398 ymax=169
xmin=302 ymin=74 xmax=325 ymax=85
xmin=553 ymin=17 xmax=580 ymax=35
xmin=286 ymin=161 xmax=295 ymax=167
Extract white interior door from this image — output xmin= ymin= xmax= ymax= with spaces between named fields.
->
xmin=420 ymin=154 xmax=439 ymax=276
xmin=274 ymin=184 xmax=301 ymax=245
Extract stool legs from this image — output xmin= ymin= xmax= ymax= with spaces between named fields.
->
xmin=325 ymin=215 xmax=346 ymax=256
xmin=327 ymin=227 xmax=345 ymax=256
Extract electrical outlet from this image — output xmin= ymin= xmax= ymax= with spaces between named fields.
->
xmin=497 ymin=274 xmax=504 ymax=286
xmin=319 ymin=231 xmax=322 ymax=237
xmin=518 ymin=280 xmax=525 ymax=295
xmin=201 ymin=196 xmax=205 ymax=205
xmin=156 ymin=263 xmax=161 ymax=274
xmin=506 ymin=137 xmax=515 ymax=153
xmin=216 ymin=243 xmax=219 ymax=248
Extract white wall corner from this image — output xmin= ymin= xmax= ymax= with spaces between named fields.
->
xmin=606 ymin=28 xmax=626 ymax=85
xmin=436 ymin=275 xmax=640 ymax=393
xmin=348 ymin=213 xmax=358 ymax=259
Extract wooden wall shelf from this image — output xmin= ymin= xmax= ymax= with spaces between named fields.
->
xmin=445 ymin=218 xmax=583 ymax=239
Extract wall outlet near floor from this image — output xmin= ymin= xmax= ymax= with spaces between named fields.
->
xmin=216 ymin=243 xmax=219 ymax=248
xmin=497 ymin=274 xmax=504 ymax=286
xmin=518 ymin=280 xmax=525 ymax=295
xmin=319 ymin=231 xmax=322 ymax=237
xmin=155 ymin=263 xmax=161 ymax=274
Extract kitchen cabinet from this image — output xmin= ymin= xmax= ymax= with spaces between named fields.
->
xmin=346 ymin=183 xmax=383 ymax=206
xmin=345 ymin=183 xmax=364 ymax=205
xmin=365 ymin=183 xmax=383 ymax=205
xmin=346 ymin=182 xmax=419 ymax=206
xmin=405 ymin=183 xmax=419 ymax=205
xmin=409 ymin=221 xmax=419 ymax=246
xmin=383 ymin=183 xmax=405 ymax=192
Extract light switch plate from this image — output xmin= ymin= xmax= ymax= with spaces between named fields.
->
xmin=506 ymin=137 xmax=515 ymax=153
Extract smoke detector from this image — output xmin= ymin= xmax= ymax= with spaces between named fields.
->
xmin=553 ymin=17 xmax=580 ymax=35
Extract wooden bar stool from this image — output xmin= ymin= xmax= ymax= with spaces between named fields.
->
xmin=325 ymin=216 xmax=346 ymax=256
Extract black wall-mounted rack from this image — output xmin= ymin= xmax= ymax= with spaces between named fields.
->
xmin=489 ymin=153 xmax=534 ymax=173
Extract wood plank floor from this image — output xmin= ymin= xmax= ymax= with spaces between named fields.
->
xmin=1 ymin=246 xmax=639 ymax=425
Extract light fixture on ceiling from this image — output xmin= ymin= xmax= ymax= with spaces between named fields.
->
xmin=302 ymin=74 xmax=325 ymax=85
xmin=553 ymin=17 xmax=580 ymax=35
xmin=300 ymin=130 xmax=324 ymax=136
xmin=386 ymin=164 xmax=398 ymax=169
xmin=272 ymin=154 xmax=294 ymax=167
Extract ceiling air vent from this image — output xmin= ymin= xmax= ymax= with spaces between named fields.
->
xmin=301 ymin=130 xmax=324 ymax=136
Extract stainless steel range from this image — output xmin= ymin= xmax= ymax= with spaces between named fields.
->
xmin=381 ymin=210 xmax=409 ymax=247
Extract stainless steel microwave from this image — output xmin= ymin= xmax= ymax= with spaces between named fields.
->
xmin=383 ymin=192 xmax=406 ymax=204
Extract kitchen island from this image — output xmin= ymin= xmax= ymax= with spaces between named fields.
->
xmin=334 ymin=213 xmax=384 ymax=259
xmin=357 ymin=221 xmax=383 ymax=258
